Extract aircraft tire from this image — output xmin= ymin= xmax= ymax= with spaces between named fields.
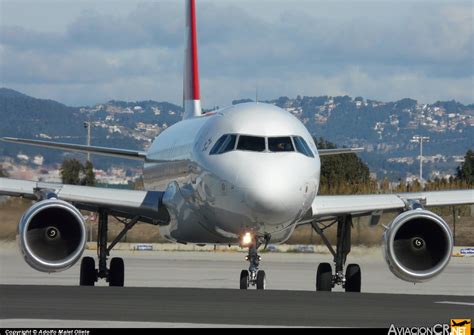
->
xmin=240 ymin=270 xmax=249 ymax=289
xmin=316 ymin=262 xmax=332 ymax=291
xmin=79 ymin=257 xmax=96 ymax=286
xmin=345 ymin=264 xmax=361 ymax=292
xmin=256 ymin=270 xmax=266 ymax=290
xmin=109 ymin=257 xmax=125 ymax=287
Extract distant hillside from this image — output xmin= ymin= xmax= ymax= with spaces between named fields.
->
xmin=0 ymin=88 xmax=30 ymax=99
xmin=0 ymin=88 xmax=84 ymax=164
xmin=236 ymin=95 xmax=473 ymax=178
xmin=1 ymin=88 xmax=473 ymax=178
xmin=0 ymin=89 xmax=181 ymax=169
xmin=0 ymin=87 xmax=82 ymax=138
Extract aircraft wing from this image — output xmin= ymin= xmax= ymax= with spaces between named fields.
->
xmin=0 ymin=177 xmax=169 ymax=224
xmin=1 ymin=137 xmax=147 ymax=161
xmin=305 ymin=189 xmax=474 ymax=220
xmin=318 ymin=148 xmax=364 ymax=156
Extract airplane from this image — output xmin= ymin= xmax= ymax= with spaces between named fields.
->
xmin=451 ymin=320 xmax=471 ymax=327
xmin=0 ymin=0 xmax=473 ymax=291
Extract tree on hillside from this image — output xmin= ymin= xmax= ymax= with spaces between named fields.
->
xmin=132 ymin=176 xmax=144 ymax=190
xmin=60 ymin=159 xmax=83 ymax=185
xmin=60 ymin=159 xmax=96 ymax=186
xmin=456 ymin=149 xmax=474 ymax=185
xmin=83 ymin=161 xmax=96 ymax=186
xmin=0 ymin=167 xmax=7 ymax=177
xmin=314 ymin=137 xmax=373 ymax=194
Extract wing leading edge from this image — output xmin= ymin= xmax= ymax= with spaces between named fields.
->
xmin=307 ymin=189 xmax=474 ymax=220
xmin=318 ymin=148 xmax=364 ymax=156
xmin=0 ymin=177 xmax=169 ymax=224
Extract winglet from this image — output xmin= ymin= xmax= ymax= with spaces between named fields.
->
xmin=183 ymin=0 xmax=202 ymax=119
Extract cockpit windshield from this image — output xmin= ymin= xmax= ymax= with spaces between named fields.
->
xmin=209 ymin=134 xmax=314 ymax=158
xmin=268 ymin=137 xmax=294 ymax=152
xmin=237 ymin=136 xmax=266 ymax=152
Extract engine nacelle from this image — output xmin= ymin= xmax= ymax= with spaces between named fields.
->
xmin=17 ymin=199 xmax=86 ymax=273
xmin=383 ymin=209 xmax=453 ymax=283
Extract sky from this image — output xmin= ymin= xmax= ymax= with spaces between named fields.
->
xmin=0 ymin=0 xmax=473 ymax=108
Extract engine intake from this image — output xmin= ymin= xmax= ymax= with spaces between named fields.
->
xmin=383 ymin=209 xmax=453 ymax=283
xmin=18 ymin=199 xmax=86 ymax=272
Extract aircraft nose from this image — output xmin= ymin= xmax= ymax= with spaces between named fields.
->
xmin=238 ymin=169 xmax=308 ymax=226
xmin=249 ymin=186 xmax=285 ymax=214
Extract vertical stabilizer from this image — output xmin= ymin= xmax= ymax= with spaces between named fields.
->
xmin=183 ymin=0 xmax=202 ymax=119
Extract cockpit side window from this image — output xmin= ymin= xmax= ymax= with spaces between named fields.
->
xmin=237 ymin=135 xmax=266 ymax=152
xmin=293 ymin=136 xmax=315 ymax=157
xmin=268 ymin=137 xmax=294 ymax=152
xmin=220 ymin=134 xmax=237 ymax=153
xmin=210 ymin=135 xmax=228 ymax=155
xmin=210 ymin=134 xmax=237 ymax=155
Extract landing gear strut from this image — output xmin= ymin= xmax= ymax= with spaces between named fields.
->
xmin=79 ymin=209 xmax=138 ymax=287
xmin=312 ymin=215 xmax=361 ymax=292
xmin=239 ymin=235 xmax=268 ymax=290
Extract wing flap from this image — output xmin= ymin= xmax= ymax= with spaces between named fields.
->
xmin=397 ymin=190 xmax=474 ymax=207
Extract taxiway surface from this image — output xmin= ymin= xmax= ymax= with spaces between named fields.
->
xmin=0 ymin=245 xmax=473 ymax=327
xmin=1 ymin=285 xmax=473 ymax=328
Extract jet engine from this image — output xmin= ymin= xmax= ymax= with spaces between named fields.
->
xmin=17 ymin=199 xmax=87 ymax=272
xmin=383 ymin=209 xmax=453 ymax=283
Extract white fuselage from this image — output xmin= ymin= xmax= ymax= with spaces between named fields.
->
xmin=144 ymin=102 xmax=321 ymax=244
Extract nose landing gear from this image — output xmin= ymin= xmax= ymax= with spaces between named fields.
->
xmin=239 ymin=233 xmax=269 ymax=290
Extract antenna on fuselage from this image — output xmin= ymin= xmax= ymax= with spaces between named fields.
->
xmin=256 ymin=83 xmax=259 ymax=104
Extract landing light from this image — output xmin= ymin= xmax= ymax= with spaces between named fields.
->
xmin=241 ymin=232 xmax=253 ymax=247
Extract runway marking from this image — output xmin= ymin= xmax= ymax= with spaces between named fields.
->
xmin=435 ymin=301 xmax=474 ymax=306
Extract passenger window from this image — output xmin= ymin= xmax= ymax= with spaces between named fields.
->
xmin=237 ymin=135 xmax=266 ymax=152
xmin=268 ymin=137 xmax=294 ymax=152
xmin=210 ymin=134 xmax=237 ymax=155
xmin=293 ymin=136 xmax=314 ymax=157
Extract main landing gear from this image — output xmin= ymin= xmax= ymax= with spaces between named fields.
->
xmin=312 ymin=215 xmax=361 ymax=293
xmin=239 ymin=234 xmax=268 ymax=290
xmin=79 ymin=209 xmax=138 ymax=287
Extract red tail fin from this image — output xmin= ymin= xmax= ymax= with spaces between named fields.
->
xmin=183 ymin=0 xmax=202 ymax=119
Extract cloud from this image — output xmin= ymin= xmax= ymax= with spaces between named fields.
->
xmin=66 ymin=4 xmax=183 ymax=50
xmin=0 ymin=1 xmax=472 ymax=106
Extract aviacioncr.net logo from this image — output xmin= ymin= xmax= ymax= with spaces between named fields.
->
xmin=388 ymin=324 xmax=450 ymax=335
